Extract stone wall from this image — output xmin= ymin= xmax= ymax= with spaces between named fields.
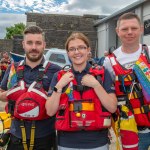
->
xmin=26 ymin=13 xmax=100 ymax=56
xmin=0 ymin=37 xmax=24 ymax=55
xmin=0 ymin=13 xmax=103 ymax=57
xmin=0 ymin=39 xmax=13 ymax=53
xmin=13 ymin=35 xmax=24 ymax=55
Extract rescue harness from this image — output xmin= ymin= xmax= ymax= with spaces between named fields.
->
xmin=6 ymin=60 xmax=50 ymax=150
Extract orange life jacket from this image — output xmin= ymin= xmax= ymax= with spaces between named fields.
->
xmin=6 ymin=60 xmax=50 ymax=121
xmin=55 ymin=66 xmax=111 ymax=131
xmin=108 ymin=45 xmax=150 ymax=127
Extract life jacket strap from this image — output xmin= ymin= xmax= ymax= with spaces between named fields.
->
xmin=127 ymin=91 xmax=143 ymax=99
xmin=73 ymin=85 xmax=90 ymax=92
xmin=20 ymin=120 xmax=35 ymax=150
xmin=20 ymin=120 xmax=28 ymax=150
xmin=29 ymin=121 xmax=35 ymax=150
xmin=117 ymin=73 xmax=136 ymax=82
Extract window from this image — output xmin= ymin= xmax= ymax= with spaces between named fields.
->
xmin=49 ymin=53 xmax=66 ymax=64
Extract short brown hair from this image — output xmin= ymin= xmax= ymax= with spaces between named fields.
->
xmin=23 ymin=25 xmax=45 ymax=40
xmin=117 ymin=12 xmax=142 ymax=28
xmin=65 ymin=32 xmax=90 ymax=51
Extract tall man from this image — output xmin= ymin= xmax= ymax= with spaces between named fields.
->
xmin=104 ymin=12 xmax=150 ymax=150
xmin=0 ymin=25 xmax=61 ymax=150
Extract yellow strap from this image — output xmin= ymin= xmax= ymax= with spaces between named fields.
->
xmin=111 ymin=119 xmax=120 ymax=150
xmin=29 ymin=121 xmax=35 ymax=150
xmin=128 ymin=92 xmax=138 ymax=99
xmin=69 ymin=102 xmax=94 ymax=111
xmin=20 ymin=121 xmax=36 ymax=150
xmin=116 ymin=74 xmax=132 ymax=81
xmin=20 ymin=123 xmax=28 ymax=150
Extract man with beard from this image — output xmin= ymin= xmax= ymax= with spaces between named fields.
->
xmin=0 ymin=25 xmax=61 ymax=150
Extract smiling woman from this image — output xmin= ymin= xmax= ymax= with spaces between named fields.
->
xmin=45 ymin=32 xmax=117 ymax=150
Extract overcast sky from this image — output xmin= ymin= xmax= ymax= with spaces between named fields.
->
xmin=0 ymin=0 xmax=139 ymax=39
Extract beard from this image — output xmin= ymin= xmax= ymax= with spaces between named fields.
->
xmin=26 ymin=49 xmax=43 ymax=62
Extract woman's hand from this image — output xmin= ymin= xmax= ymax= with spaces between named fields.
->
xmin=56 ymin=72 xmax=74 ymax=89
xmin=81 ymin=74 xmax=99 ymax=88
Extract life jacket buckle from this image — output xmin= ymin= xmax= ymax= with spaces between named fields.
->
xmin=73 ymin=102 xmax=82 ymax=112
xmin=74 ymin=85 xmax=84 ymax=92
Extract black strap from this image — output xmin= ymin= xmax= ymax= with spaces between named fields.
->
xmin=16 ymin=61 xmax=50 ymax=85
xmin=73 ymin=85 xmax=91 ymax=92
xmin=16 ymin=60 xmax=25 ymax=80
xmin=118 ymin=73 xmax=136 ymax=82
xmin=141 ymin=105 xmax=150 ymax=114
xmin=36 ymin=68 xmax=45 ymax=82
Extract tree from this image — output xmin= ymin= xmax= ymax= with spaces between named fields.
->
xmin=5 ymin=23 xmax=25 ymax=39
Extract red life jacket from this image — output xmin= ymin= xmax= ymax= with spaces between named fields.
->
xmin=108 ymin=45 xmax=150 ymax=127
xmin=55 ymin=66 xmax=111 ymax=131
xmin=6 ymin=60 xmax=50 ymax=121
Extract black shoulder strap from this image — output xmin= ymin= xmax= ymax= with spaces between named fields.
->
xmin=36 ymin=61 xmax=50 ymax=82
xmin=17 ymin=60 xmax=24 ymax=80
xmin=16 ymin=60 xmax=51 ymax=82
xmin=109 ymin=46 xmax=116 ymax=54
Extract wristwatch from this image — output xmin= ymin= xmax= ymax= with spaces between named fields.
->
xmin=53 ymin=86 xmax=62 ymax=93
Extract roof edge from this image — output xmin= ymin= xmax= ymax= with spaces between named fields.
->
xmin=94 ymin=0 xmax=147 ymax=26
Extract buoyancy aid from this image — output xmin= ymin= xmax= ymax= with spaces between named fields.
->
xmin=6 ymin=60 xmax=50 ymax=121
xmin=55 ymin=66 xmax=111 ymax=131
xmin=108 ymin=45 xmax=150 ymax=127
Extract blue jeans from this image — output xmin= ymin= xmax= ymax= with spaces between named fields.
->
xmin=138 ymin=132 xmax=150 ymax=150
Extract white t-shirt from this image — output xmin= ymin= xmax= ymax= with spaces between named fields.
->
xmin=104 ymin=44 xmax=150 ymax=81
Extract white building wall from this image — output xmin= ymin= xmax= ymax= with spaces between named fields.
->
xmin=97 ymin=24 xmax=108 ymax=57
xmin=96 ymin=1 xmax=150 ymax=55
xmin=107 ymin=21 xmax=117 ymax=51
xmin=143 ymin=1 xmax=150 ymax=45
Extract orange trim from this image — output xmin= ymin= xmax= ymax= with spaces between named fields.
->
xmin=69 ymin=102 xmax=94 ymax=111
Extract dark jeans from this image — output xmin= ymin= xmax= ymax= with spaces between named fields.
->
xmin=7 ymin=133 xmax=57 ymax=150
xmin=138 ymin=132 xmax=150 ymax=150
